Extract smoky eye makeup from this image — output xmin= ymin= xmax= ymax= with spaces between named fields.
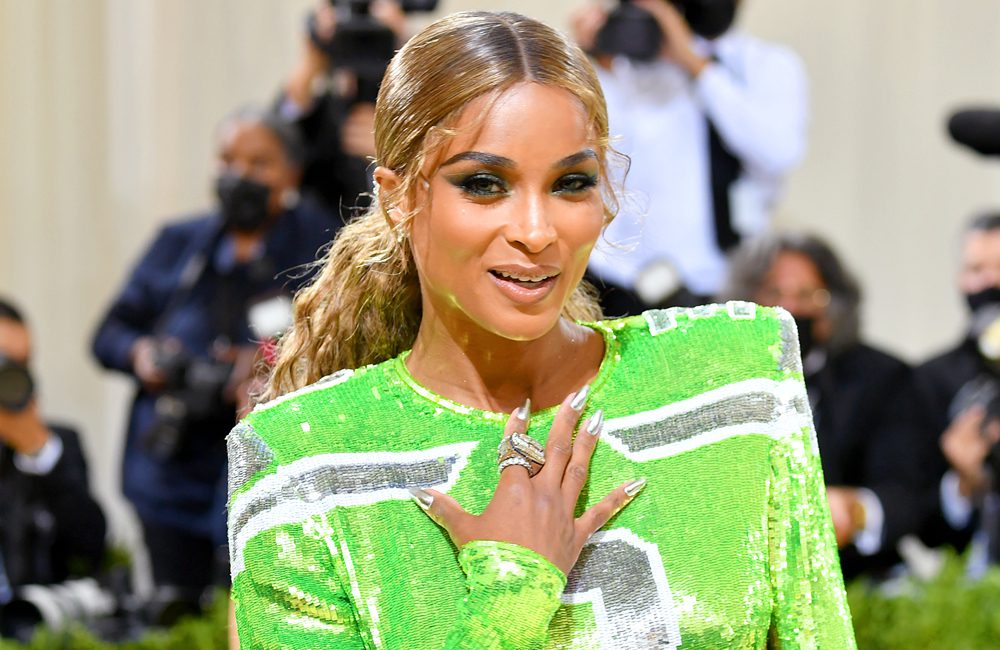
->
xmin=444 ymin=171 xmax=510 ymax=198
xmin=553 ymin=172 xmax=599 ymax=194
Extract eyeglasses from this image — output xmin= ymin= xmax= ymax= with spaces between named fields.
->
xmin=755 ymin=286 xmax=831 ymax=309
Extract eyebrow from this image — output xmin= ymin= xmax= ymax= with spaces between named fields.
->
xmin=439 ymin=148 xmax=598 ymax=170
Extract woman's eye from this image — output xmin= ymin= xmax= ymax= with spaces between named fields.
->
xmin=554 ymin=173 xmax=598 ymax=194
xmin=458 ymin=174 xmax=507 ymax=197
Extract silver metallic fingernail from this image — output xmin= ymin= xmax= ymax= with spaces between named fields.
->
xmin=408 ymin=487 xmax=434 ymax=510
xmin=586 ymin=409 xmax=604 ymax=436
xmin=514 ymin=398 xmax=531 ymax=421
xmin=570 ymin=385 xmax=591 ymax=411
xmin=624 ymin=477 xmax=647 ymax=497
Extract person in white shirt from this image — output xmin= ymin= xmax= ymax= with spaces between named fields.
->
xmin=574 ymin=0 xmax=809 ymax=307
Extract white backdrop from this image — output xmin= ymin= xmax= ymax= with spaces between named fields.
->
xmin=2 ymin=0 xmax=1000 ymax=558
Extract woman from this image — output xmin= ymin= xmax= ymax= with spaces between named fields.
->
xmin=228 ymin=11 xmax=855 ymax=649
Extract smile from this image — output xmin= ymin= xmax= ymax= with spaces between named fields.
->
xmin=492 ymin=270 xmax=557 ymax=282
xmin=488 ymin=266 xmax=561 ymax=303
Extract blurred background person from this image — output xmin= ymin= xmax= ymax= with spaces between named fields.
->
xmin=914 ymin=212 xmax=1000 ymax=574
xmin=90 ymin=105 xmax=334 ymax=615
xmin=721 ymin=232 xmax=931 ymax=580
xmin=278 ymin=0 xmax=436 ymax=219
xmin=0 ymin=297 xmax=108 ymax=640
xmin=574 ymin=0 xmax=808 ymax=314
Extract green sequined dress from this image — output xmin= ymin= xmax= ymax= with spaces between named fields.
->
xmin=228 ymin=304 xmax=857 ymax=649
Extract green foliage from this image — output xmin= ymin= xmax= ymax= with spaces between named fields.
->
xmin=848 ymin=554 xmax=1000 ymax=649
xmin=0 ymin=593 xmax=228 ymax=650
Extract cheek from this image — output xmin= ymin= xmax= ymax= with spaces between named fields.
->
xmin=566 ymin=205 xmax=604 ymax=259
xmin=409 ymin=209 xmax=487 ymax=280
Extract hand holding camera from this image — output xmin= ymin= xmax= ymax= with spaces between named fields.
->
xmin=942 ymin=406 xmax=1000 ymax=498
xmin=583 ymin=0 xmax=736 ymax=74
xmin=632 ymin=0 xmax=707 ymax=76
xmin=129 ymin=337 xmax=174 ymax=393
xmin=0 ymin=400 xmax=49 ymax=457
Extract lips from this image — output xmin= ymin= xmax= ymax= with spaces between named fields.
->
xmin=488 ymin=265 xmax=560 ymax=303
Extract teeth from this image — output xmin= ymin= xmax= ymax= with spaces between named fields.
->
xmin=497 ymin=270 xmax=553 ymax=282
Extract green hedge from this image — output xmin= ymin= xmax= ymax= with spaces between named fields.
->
xmin=848 ymin=557 xmax=1000 ymax=649
xmin=4 ymin=556 xmax=1000 ymax=649
xmin=0 ymin=596 xmax=228 ymax=650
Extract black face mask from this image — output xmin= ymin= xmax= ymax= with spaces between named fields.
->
xmin=680 ymin=0 xmax=738 ymax=39
xmin=794 ymin=315 xmax=816 ymax=360
xmin=216 ymin=173 xmax=273 ymax=233
xmin=966 ymin=286 xmax=1000 ymax=315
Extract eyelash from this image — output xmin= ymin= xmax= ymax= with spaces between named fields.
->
xmin=452 ymin=172 xmax=599 ymax=198
xmin=554 ymin=173 xmax=599 ymax=195
xmin=458 ymin=173 xmax=508 ymax=197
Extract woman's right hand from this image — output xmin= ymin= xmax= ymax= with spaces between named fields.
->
xmin=412 ymin=390 xmax=645 ymax=576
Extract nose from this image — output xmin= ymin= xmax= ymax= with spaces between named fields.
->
xmin=220 ymin=160 xmax=250 ymax=179
xmin=506 ymin=192 xmax=557 ymax=254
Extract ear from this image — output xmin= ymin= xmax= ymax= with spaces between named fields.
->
xmin=373 ymin=166 xmax=406 ymax=227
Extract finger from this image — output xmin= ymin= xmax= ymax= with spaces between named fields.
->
xmin=409 ymin=487 xmax=472 ymax=540
xmin=498 ymin=402 xmax=533 ymax=487
xmin=961 ymin=405 xmax=986 ymax=428
xmin=575 ymin=478 xmax=647 ymax=542
xmin=986 ymin=419 xmax=1000 ymax=444
xmin=561 ymin=409 xmax=604 ymax=512
xmin=538 ymin=387 xmax=590 ymax=484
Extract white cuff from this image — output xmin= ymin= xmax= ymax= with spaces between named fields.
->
xmin=13 ymin=433 xmax=63 ymax=476
xmin=852 ymin=487 xmax=885 ymax=556
xmin=940 ymin=470 xmax=974 ymax=529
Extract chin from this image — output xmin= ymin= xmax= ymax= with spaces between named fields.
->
xmin=473 ymin=307 xmax=567 ymax=343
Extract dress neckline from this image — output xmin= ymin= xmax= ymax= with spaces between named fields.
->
xmin=391 ymin=320 xmax=622 ymax=422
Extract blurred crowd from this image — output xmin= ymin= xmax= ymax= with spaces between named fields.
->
xmin=3 ymin=0 xmax=1000 ymax=641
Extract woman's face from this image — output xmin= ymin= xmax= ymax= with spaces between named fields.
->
xmin=403 ymin=82 xmax=604 ymax=343
xmin=216 ymin=121 xmax=300 ymax=216
xmin=755 ymin=250 xmax=832 ymax=343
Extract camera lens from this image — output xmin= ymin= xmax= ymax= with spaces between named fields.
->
xmin=595 ymin=3 xmax=663 ymax=62
xmin=0 ymin=356 xmax=34 ymax=411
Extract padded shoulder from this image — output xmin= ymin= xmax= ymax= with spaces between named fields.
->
xmin=602 ymin=302 xmax=803 ymax=379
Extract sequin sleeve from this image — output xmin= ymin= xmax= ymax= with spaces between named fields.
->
xmin=444 ymin=540 xmax=568 ymax=649
xmin=228 ymin=422 xmax=367 ymax=650
xmin=767 ymin=314 xmax=857 ymax=648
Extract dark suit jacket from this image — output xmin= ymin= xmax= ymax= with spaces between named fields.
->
xmin=911 ymin=339 xmax=986 ymax=552
xmin=0 ymin=424 xmax=106 ymax=588
xmin=808 ymin=343 xmax=936 ymax=579
xmin=91 ymin=199 xmax=337 ymax=537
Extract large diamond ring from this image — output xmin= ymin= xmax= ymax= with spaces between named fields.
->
xmin=497 ymin=432 xmax=546 ymax=477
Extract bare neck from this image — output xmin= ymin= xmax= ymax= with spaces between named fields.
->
xmin=405 ymin=315 xmax=605 ymax=415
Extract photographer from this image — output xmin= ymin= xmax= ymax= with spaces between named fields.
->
xmin=721 ymin=233 xmax=932 ymax=580
xmin=278 ymin=0 xmax=416 ymax=219
xmin=575 ymin=0 xmax=808 ymax=311
xmin=914 ymin=212 xmax=1000 ymax=571
xmin=0 ymin=298 xmax=108 ymax=639
xmin=91 ymin=106 xmax=333 ymax=607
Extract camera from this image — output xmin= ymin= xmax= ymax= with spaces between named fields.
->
xmin=0 ymin=578 xmax=117 ymax=642
xmin=140 ymin=343 xmax=234 ymax=461
xmin=140 ymin=295 xmax=292 ymax=461
xmin=0 ymin=354 xmax=33 ymax=411
xmin=311 ymin=0 xmax=438 ymax=101
xmin=595 ymin=0 xmax=738 ymax=62
xmin=952 ymin=304 xmax=1000 ymax=483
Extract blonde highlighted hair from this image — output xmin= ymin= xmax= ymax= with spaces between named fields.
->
xmin=263 ymin=11 xmax=618 ymax=401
